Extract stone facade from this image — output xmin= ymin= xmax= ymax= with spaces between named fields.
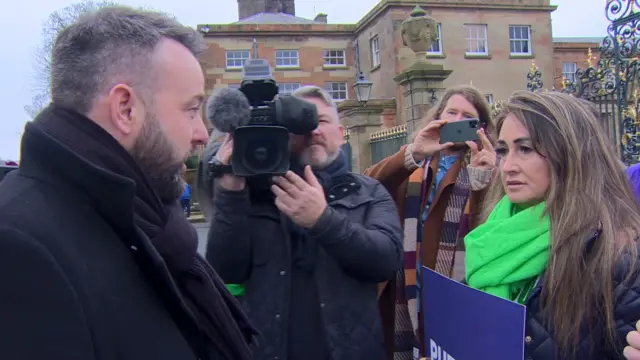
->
xmin=552 ymin=37 xmax=601 ymax=89
xmin=199 ymin=24 xmax=356 ymax=98
xmin=198 ymin=0 xmax=601 ymax=171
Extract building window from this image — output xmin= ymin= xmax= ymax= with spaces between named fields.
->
xmin=427 ymin=24 xmax=443 ymax=55
xmin=279 ymin=83 xmax=301 ymax=95
xmin=562 ymin=62 xmax=577 ymax=83
xmin=326 ymin=82 xmax=348 ymax=101
xmin=226 ymin=50 xmax=250 ymax=69
xmin=275 ymin=50 xmax=299 ymax=68
xmin=485 ymin=94 xmax=494 ymax=105
xmin=509 ymin=25 xmax=532 ymax=55
xmin=370 ymin=36 xmax=380 ymax=67
xmin=323 ymin=49 xmax=346 ymax=66
xmin=464 ymin=24 xmax=489 ymax=55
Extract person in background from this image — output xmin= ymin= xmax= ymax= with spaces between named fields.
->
xmin=627 ymin=162 xmax=640 ymax=204
xmin=207 ymin=85 xmax=403 ymax=360
xmin=364 ymin=85 xmax=495 ymax=358
xmin=0 ymin=6 xmax=255 ymax=359
xmin=181 ymin=181 xmax=192 ymax=217
xmin=198 ymin=128 xmax=246 ymax=299
xmin=466 ymin=90 xmax=640 ymax=359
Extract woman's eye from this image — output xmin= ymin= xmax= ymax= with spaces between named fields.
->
xmin=519 ymin=146 xmax=533 ymax=154
xmin=495 ymin=148 xmax=507 ymax=156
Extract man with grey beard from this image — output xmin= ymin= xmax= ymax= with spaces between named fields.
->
xmin=0 ymin=6 xmax=255 ymax=360
xmin=206 ymin=85 xmax=403 ymax=360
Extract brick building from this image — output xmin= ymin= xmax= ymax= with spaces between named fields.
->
xmin=198 ymin=0 xmax=601 ymax=123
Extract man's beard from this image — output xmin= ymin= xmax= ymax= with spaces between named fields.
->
xmin=297 ymin=137 xmax=339 ymax=169
xmin=130 ymin=114 xmax=188 ymax=203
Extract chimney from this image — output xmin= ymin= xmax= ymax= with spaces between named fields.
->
xmin=314 ymin=13 xmax=327 ymax=23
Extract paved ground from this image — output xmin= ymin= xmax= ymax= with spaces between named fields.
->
xmin=194 ymin=222 xmax=210 ymax=256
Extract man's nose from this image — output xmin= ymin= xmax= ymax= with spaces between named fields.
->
xmin=192 ymin=117 xmax=210 ymax=146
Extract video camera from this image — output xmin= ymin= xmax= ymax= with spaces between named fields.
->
xmin=232 ymin=58 xmax=319 ymax=177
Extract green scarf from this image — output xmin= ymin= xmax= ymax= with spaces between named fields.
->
xmin=464 ymin=195 xmax=550 ymax=303
xmin=226 ymin=284 xmax=245 ymax=297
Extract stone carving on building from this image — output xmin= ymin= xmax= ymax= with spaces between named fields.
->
xmin=400 ymin=5 xmax=438 ymax=61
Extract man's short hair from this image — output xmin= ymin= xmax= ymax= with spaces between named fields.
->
xmin=291 ymin=85 xmax=339 ymax=123
xmin=292 ymin=85 xmax=337 ymax=109
xmin=51 ymin=6 xmax=206 ymax=114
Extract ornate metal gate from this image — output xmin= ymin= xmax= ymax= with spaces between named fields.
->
xmin=526 ymin=0 xmax=640 ymax=164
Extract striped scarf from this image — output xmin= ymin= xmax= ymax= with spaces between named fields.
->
xmin=399 ymin=155 xmax=472 ymax=355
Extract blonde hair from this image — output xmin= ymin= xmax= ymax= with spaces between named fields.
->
xmin=482 ymin=90 xmax=640 ymax=355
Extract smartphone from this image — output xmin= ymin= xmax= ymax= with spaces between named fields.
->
xmin=439 ymin=119 xmax=481 ymax=144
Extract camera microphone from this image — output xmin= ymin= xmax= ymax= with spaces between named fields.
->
xmin=206 ymin=87 xmax=252 ymax=134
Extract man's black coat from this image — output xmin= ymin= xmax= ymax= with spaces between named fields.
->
xmin=0 ymin=120 xmax=209 ymax=359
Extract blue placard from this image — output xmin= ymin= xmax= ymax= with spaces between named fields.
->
xmin=421 ymin=266 xmax=526 ymax=360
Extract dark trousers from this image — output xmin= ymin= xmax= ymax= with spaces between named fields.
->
xmin=181 ymin=198 xmax=191 ymax=217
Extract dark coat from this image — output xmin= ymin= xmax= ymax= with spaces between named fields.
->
xmin=0 ymin=122 xmax=218 ymax=359
xmin=206 ymin=173 xmax=403 ymax=360
xmin=525 ymin=233 xmax=640 ymax=359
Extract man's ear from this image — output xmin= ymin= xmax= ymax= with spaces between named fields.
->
xmin=107 ymin=84 xmax=141 ymax=135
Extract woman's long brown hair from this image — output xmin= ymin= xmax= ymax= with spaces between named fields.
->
xmin=481 ymin=90 xmax=640 ymax=355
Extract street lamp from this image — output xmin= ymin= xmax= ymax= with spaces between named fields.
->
xmin=353 ymin=72 xmax=372 ymax=106
xmin=353 ymin=39 xmax=373 ymax=106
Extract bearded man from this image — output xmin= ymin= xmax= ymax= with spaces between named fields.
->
xmin=206 ymin=85 xmax=403 ymax=360
xmin=0 ymin=6 xmax=255 ymax=360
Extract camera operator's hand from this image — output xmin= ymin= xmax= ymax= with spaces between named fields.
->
xmin=215 ymin=134 xmax=245 ymax=191
xmin=411 ymin=119 xmax=455 ymax=163
xmin=271 ymin=166 xmax=327 ymax=228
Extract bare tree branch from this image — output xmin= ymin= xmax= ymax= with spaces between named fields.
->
xmin=25 ymin=1 xmax=177 ymax=119
xmin=25 ymin=0 xmax=120 ymax=119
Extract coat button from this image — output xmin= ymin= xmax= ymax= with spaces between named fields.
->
xmin=279 ymin=270 xmax=286 ymax=276
xmin=320 ymin=303 xmax=326 ymax=308
xmin=275 ymin=314 xmax=281 ymax=320
xmin=329 ymin=194 xmax=335 ymax=199
xmin=525 ymin=336 xmax=532 ymax=344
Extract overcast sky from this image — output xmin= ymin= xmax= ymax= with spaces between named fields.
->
xmin=0 ymin=0 xmax=604 ymax=160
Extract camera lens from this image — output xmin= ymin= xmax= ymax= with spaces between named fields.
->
xmin=243 ymin=138 xmax=283 ymax=173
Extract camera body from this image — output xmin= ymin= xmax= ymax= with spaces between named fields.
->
xmin=232 ymin=58 xmax=319 ymax=177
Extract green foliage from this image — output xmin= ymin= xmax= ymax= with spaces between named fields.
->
xmin=185 ymin=155 xmax=199 ymax=170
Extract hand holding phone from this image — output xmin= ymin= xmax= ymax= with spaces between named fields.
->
xmin=438 ymin=119 xmax=481 ymax=144
xmin=410 ymin=120 xmax=456 ymax=163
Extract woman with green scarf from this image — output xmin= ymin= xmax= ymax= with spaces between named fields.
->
xmin=463 ymin=91 xmax=640 ymax=359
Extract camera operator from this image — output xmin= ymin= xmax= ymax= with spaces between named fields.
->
xmin=206 ymin=85 xmax=403 ymax=360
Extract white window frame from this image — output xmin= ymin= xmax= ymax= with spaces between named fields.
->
xmin=370 ymin=36 xmax=380 ymax=67
xmin=278 ymin=82 xmax=301 ymax=95
xmin=485 ymin=94 xmax=494 ymax=105
xmin=323 ymin=49 xmax=346 ymax=67
xmin=326 ymin=82 xmax=348 ymax=101
xmin=464 ymin=24 xmax=489 ymax=55
xmin=227 ymin=83 xmax=241 ymax=89
xmin=562 ymin=62 xmax=577 ymax=83
xmin=427 ymin=24 xmax=443 ymax=55
xmin=275 ymin=50 xmax=299 ymax=68
xmin=509 ymin=25 xmax=532 ymax=56
xmin=225 ymin=50 xmax=250 ymax=69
